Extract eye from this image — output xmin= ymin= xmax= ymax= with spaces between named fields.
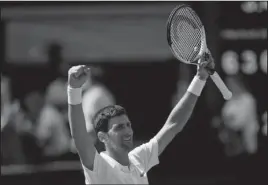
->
xmin=127 ymin=122 xmax=131 ymax=127
xmin=116 ymin=124 xmax=124 ymax=130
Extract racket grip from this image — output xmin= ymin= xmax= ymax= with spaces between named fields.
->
xmin=210 ymin=72 xmax=232 ymax=100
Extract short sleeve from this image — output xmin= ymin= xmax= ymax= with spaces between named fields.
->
xmin=129 ymin=137 xmax=159 ymax=173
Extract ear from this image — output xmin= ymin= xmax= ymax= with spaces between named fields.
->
xmin=97 ymin=131 xmax=107 ymax=143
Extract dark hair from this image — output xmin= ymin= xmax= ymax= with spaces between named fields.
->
xmin=93 ymin=105 xmax=126 ymax=134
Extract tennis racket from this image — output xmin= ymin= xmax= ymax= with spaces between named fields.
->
xmin=167 ymin=4 xmax=232 ymax=100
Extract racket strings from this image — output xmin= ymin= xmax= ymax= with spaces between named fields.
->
xmin=171 ymin=23 xmax=200 ymax=60
xmin=170 ymin=7 xmax=203 ymax=62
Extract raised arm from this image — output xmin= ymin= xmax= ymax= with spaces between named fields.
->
xmin=68 ymin=65 xmax=96 ymax=170
xmin=155 ymin=56 xmax=215 ymax=156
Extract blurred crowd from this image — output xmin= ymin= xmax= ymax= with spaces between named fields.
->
xmin=212 ymin=75 xmax=265 ymax=157
xmin=1 ymin=43 xmax=116 ymax=165
xmin=1 ymin=42 xmax=267 ymax=169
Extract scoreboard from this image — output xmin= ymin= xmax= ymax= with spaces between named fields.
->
xmin=219 ymin=1 xmax=267 ymax=114
xmin=219 ymin=1 xmax=267 ymax=76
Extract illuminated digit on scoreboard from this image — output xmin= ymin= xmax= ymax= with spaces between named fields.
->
xmin=221 ymin=50 xmax=239 ymax=75
xmin=241 ymin=1 xmax=267 ymax=13
xmin=241 ymin=50 xmax=258 ymax=75
xmin=260 ymin=50 xmax=267 ymax=74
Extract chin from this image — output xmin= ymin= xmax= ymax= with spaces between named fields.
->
xmin=122 ymin=143 xmax=133 ymax=152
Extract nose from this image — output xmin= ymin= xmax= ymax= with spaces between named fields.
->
xmin=126 ymin=126 xmax=133 ymax=136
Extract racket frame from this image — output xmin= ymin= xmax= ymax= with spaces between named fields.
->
xmin=166 ymin=5 xmax=232 ymax=100
xmin=167 ymin=4 xmax=206 ymax=65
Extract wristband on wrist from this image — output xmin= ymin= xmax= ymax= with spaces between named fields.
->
xmin=67 ymin=86 xmax=82 ymax=105
xmin=187 ymin=76 xmax=206 ymax=96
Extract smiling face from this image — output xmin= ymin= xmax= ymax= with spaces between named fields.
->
xmin=99 ymin=114 xmax=134 ymax=153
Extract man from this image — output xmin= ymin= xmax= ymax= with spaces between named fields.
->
xmin=67 ymin=55 xmax=214 ymax=184
xmin=1 ymin=74 xmax=26 ymax=165
xmin=220 ymin=75 xmax=259 ymax=156
xmin=16 ymin=87 xmax=71 ymax=163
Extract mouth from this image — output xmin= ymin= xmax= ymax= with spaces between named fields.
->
xmin=123 ymin=136 xmax=132 ymax=142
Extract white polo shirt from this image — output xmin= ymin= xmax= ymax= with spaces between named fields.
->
xmin=82 ymin=137 xmax=159 ymax=184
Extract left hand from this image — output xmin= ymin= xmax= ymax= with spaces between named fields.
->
xmin=196 ymin=51 xmax=215 ymax=81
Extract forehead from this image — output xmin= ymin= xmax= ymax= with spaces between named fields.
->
xmin=108 ymin=114 xmax=130 ymax=128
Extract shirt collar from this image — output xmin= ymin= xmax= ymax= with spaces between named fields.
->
xmin=100 ymin=152 xmax=135 ymax=173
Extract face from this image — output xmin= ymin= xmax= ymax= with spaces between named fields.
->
xmin=101 ymin=114 xmax=134 ymax=152
xmin=24 ymin=91 xmax=45 ymax=117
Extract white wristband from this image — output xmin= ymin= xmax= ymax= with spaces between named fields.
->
xmin=67 ymin=86 xmax=82 ymax=105
xmin=187 ymin=76 xmax=206 ymax=96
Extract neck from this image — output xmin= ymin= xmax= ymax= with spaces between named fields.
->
xmin=105 ymin=148 xmax=130 ymax=166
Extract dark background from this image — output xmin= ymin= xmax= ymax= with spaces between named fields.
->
xmin=1 ymin=1 xmax=267 ymax=185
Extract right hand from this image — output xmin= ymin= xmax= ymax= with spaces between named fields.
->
xmin=196 ymin=51 xmax=215 ymax=81
xmin=68 ymin=65 xmax=91 ymax=88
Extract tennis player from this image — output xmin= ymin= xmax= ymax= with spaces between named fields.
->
xmin=67 ymin=55 xmax=214 ymax=184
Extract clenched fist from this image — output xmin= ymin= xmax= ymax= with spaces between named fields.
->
xmin=196 ymin=50 xmax=215 ymax=81
xmin=68 ymin=65 xmax=91 ymax=88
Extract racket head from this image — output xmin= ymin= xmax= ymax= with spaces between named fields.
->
xmin=167 ymin=4 xmax=207 ymax=65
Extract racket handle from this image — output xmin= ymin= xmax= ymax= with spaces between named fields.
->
xmin=210 ymin=72 xmax=232 ymax=100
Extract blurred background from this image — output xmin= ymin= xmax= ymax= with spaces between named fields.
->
xmin=1 ymin=1 xmax=267 ymax=185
